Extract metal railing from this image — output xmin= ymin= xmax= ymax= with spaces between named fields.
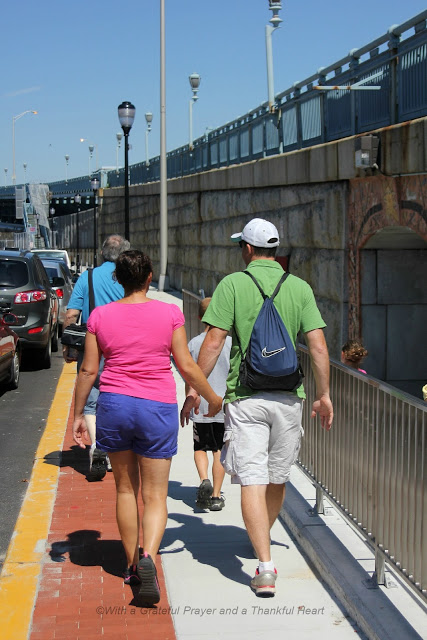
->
xmin=299 ymin=345 xmax=426 ymax=600
xmin=0 ymin=11 xmax=426 ymax=201
xmin=181 ymin=289 xmax=426 ymax=601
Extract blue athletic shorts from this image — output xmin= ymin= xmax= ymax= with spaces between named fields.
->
xmin=95 ymin=392 xmax=179 ymax=458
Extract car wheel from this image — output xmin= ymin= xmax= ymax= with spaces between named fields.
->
xmin=51 ymin=322 xmax=59 ymax=352
xmin=40 ymin=333 xmax=52 ymax=369
xmin=7 ymin=350 xmax=20 ymax=390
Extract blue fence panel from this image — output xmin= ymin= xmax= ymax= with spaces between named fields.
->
xmin=399 ymin=34 xmax=427 ymax=120
xmin=240 ymin=128 xmax=250 ymax=158
xmin=325 ymin=87 xmax=352 ymax=141
xmin=229 ymin=131 xmax=239 ymax=162
xmin=282 ymin=106 xmax=298 ymax=150
xmin=252 ymin=121 xmax=264 ymax=157
xmin=301 ymin=96 xmax=322 ymax=144
xmin=265 ymin=116 xmax=280 ymax=154
xmin=210 ymin=141 xmax=219 ymax=167
xmin=358 ymin=61 xmax=391 ymax=131
xmin=219 ymin=137 xmax=228 ymax=165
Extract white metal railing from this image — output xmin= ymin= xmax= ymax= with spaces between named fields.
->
xmin=181 ymin=289 xmax=426 ymax=601
xmin=298 ymin=345 xmax=426 ymax=600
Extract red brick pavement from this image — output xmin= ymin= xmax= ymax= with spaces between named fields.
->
xmin=30 ymin=395 xmax=176 ymax=640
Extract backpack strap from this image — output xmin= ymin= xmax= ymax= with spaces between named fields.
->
xmin=87 ymin=269 xmax=95 ymax=314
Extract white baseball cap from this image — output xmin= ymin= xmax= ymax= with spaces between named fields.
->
xmin=231 ymin=218 xmax=280 ymax=248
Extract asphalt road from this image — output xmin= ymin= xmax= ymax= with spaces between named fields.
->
xmin=0 ymin=349 xmax=66 ymax=572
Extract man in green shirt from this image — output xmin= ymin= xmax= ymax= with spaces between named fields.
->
xmin=182 ymin=218 xmax=333 ymax=597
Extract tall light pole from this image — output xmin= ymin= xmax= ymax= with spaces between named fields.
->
xmin=75 ymin=194 xmax=81 ymax=272
xmin=12 ymin=110 xmax=37 ymax=185
xmin=65 ymin=155 xmax=70 ymax=184
xmin=145 ymin=113 xmax=153 ymax=167
xmin=116 ymin=132 xmax=122 ymax=175
xmin=23 ymin=163 xmax=27 ymax=184
xmin=266 ymin=1 xmax=282 ymax=112
xmin=80 ymin=139 xmax=99 ymax=178
xmin=91 ymin=177 xmax=100 ymax=267
xmin=189 ymin=73 xmax=201 ymax=151
xmin=4 ymin=168 xmax=8 ymax=186
xmin=118 ymin=101 xmax=135 ymax=242
xmin=49 ymin=207 xmax=55 ymax=248
xmin=159 ymin=0 xmax=168 ymax=291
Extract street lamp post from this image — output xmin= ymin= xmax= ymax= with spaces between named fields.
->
xmin=145 ymin=113 xmax=153 ymax=167
xmin=75 ymin=194 xmax=81 ymax=272
xmin=188 ymin=73 xmax=201 ymax=150
xmin=91 ymin=177 xmax=100 ymax=267
xmin=118 ymin=101 xmax=136 ymax=241
xmin=65 ymin=155 xmax=70 ymax=184
xmin=266 ymin=1 xmax=282 ymax=112
xmin=4 ymin=169 xmax=8 ymax=187
xmin=80 ymin=139 xmax=99 ymax=178
xmin=12 ymin=110 xmax=37 ymax=185
xmin=116 ymin=132 xmax=122 ymax=176
xmin=49 ymin=207 xmax=55 ymax=248
xmin=23 ymin=163 xmax=27 ymax=184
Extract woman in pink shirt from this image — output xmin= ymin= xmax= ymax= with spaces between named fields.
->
xmin=72 ymin=250 xmax=222 ymax=606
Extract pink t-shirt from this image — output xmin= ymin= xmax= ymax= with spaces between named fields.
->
xmin=87 ymin=300 xmax=185 ymax=403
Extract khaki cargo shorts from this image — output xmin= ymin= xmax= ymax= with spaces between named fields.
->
xmin=220 ymin=391 xmax=303 ymax=485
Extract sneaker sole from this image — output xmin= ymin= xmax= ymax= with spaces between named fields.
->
xmin=250 ymin=582 xmax=276 ymax=597
xmin=87 ymin=462 xmax=107 ymax=482
xmin=137 ymin=556 xmax=160 ymax=606
xmin=209 ymin=503 xmax=224 ymax=511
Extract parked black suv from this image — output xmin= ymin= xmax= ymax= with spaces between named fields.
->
xmin=0 ymin=250 xmax=59 ymax=368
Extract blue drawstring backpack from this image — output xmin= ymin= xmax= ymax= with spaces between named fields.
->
xmin=236 ymin=271 xmax=304 ymax=391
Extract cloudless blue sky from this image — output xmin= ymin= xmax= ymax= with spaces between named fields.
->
xmin=1 ymin=1 xmax=426 ymax=185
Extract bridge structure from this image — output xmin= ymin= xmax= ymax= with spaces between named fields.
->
xmin=0 ymin=10 xmax=426 ymax=213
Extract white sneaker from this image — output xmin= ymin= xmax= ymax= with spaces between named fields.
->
xmin=106 ymin=455 xmax=112 ymax=471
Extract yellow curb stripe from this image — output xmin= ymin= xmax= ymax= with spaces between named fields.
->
xmin=0 ymin=362 xmax=76 ymax=640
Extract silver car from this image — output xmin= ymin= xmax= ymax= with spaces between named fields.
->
xmin=41 ymin=259 xmax=74 ymax=331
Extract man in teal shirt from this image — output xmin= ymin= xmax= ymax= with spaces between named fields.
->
xmin=182 ymin=218 xmax=333 ymax=597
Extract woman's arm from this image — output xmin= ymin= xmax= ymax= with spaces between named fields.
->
xmin=172 ymin=326 xmax=222 ymax=417
xmin=72 ymin=331 xmax=102 ymax=447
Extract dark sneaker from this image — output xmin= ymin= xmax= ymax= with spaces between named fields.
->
xmin=209 ymin=496 xmax=225 ymax=511
xmin=137 ymin=552 xmax=161 ymax=606
xmin=87 ymin=447 xmax=107 ymax=482
xmin=123 ymin=564 xmax=141 ymax=586
xmin=195 ymin=479 xmax=213 ymax=508
xmin=250 ymin=568 xmax=277 ymax=597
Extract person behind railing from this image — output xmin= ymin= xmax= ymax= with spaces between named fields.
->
xmin=341 ymin=340 xmax=368 ymax=374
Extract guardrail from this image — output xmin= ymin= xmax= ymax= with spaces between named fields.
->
xmin=299 ymin=345 xmax=426 ymax=601
xmin=182 ymin=288 xmax=427 ymax=601
xmin=0 ymin=11 xmax=426 ymax=201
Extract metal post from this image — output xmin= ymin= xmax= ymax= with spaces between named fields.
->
xmin=12 ymin=117 xmax=16 ymax=185
xmin=189 ymin=98 xmax=193 ymax=150
xmin=266 ymin=24 xmax=276 ymax=112
xmin=124 ymin=133 xmax=130 ymax=241
xmin=159 ymin=0 xmax=168 ymax=291
xmin=93 ymin=193 xmax=97 ymax=267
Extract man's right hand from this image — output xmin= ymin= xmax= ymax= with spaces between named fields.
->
xmin=311 ymin=394 xmax=333 ymax=430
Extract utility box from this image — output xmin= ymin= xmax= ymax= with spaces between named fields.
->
xmin=355 ymin=135 xmax=379 ymax=169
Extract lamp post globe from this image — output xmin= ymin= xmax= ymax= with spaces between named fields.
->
xmin=118 ymin=101 xmax=135 ymax=241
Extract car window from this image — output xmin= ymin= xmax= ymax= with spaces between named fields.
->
xmin=0 ymin=259 xmax=29 ymax=288
xmin=34 ymin=259 xmax=50 ymax=288
xmin=44 ymin=265 xmax=59 ymax=280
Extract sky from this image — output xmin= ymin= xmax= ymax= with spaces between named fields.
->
xmin=1 ymin=0 xmax=426 ymax=186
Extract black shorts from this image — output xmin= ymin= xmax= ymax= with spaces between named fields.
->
xmin=193 ymin=422 xmax=225 ymax=452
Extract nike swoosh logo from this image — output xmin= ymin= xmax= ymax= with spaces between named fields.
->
xmin=261 ymin=347 xmax=286 ymax=358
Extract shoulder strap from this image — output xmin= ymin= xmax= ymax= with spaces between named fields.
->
xmin=243 ymin=270 xmax=289 ymax=301
xmin=87 ymin=268 xmax=95 ymax=314
xmin=243 ymin=271 xmax=266 ymax=299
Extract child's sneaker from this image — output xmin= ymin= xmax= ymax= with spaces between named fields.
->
xmin=137 ymin=552 xmax=160 ymax=606
xmin=195 ymin=479 xmax=213 ymax=508
xmin=209 ymin=496 xmax=225 ymax=511
xmin=123 ymin=564 xmax=141 ymax=586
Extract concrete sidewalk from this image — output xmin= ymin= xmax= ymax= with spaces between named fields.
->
xmin=1 ymin=285 xmax=425 ymax=640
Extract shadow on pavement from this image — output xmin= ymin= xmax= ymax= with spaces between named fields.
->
xmin=49 ymin=529 xmax=126 ymax=577
xmin=44 ymin=445 xmax=90 ymax=477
